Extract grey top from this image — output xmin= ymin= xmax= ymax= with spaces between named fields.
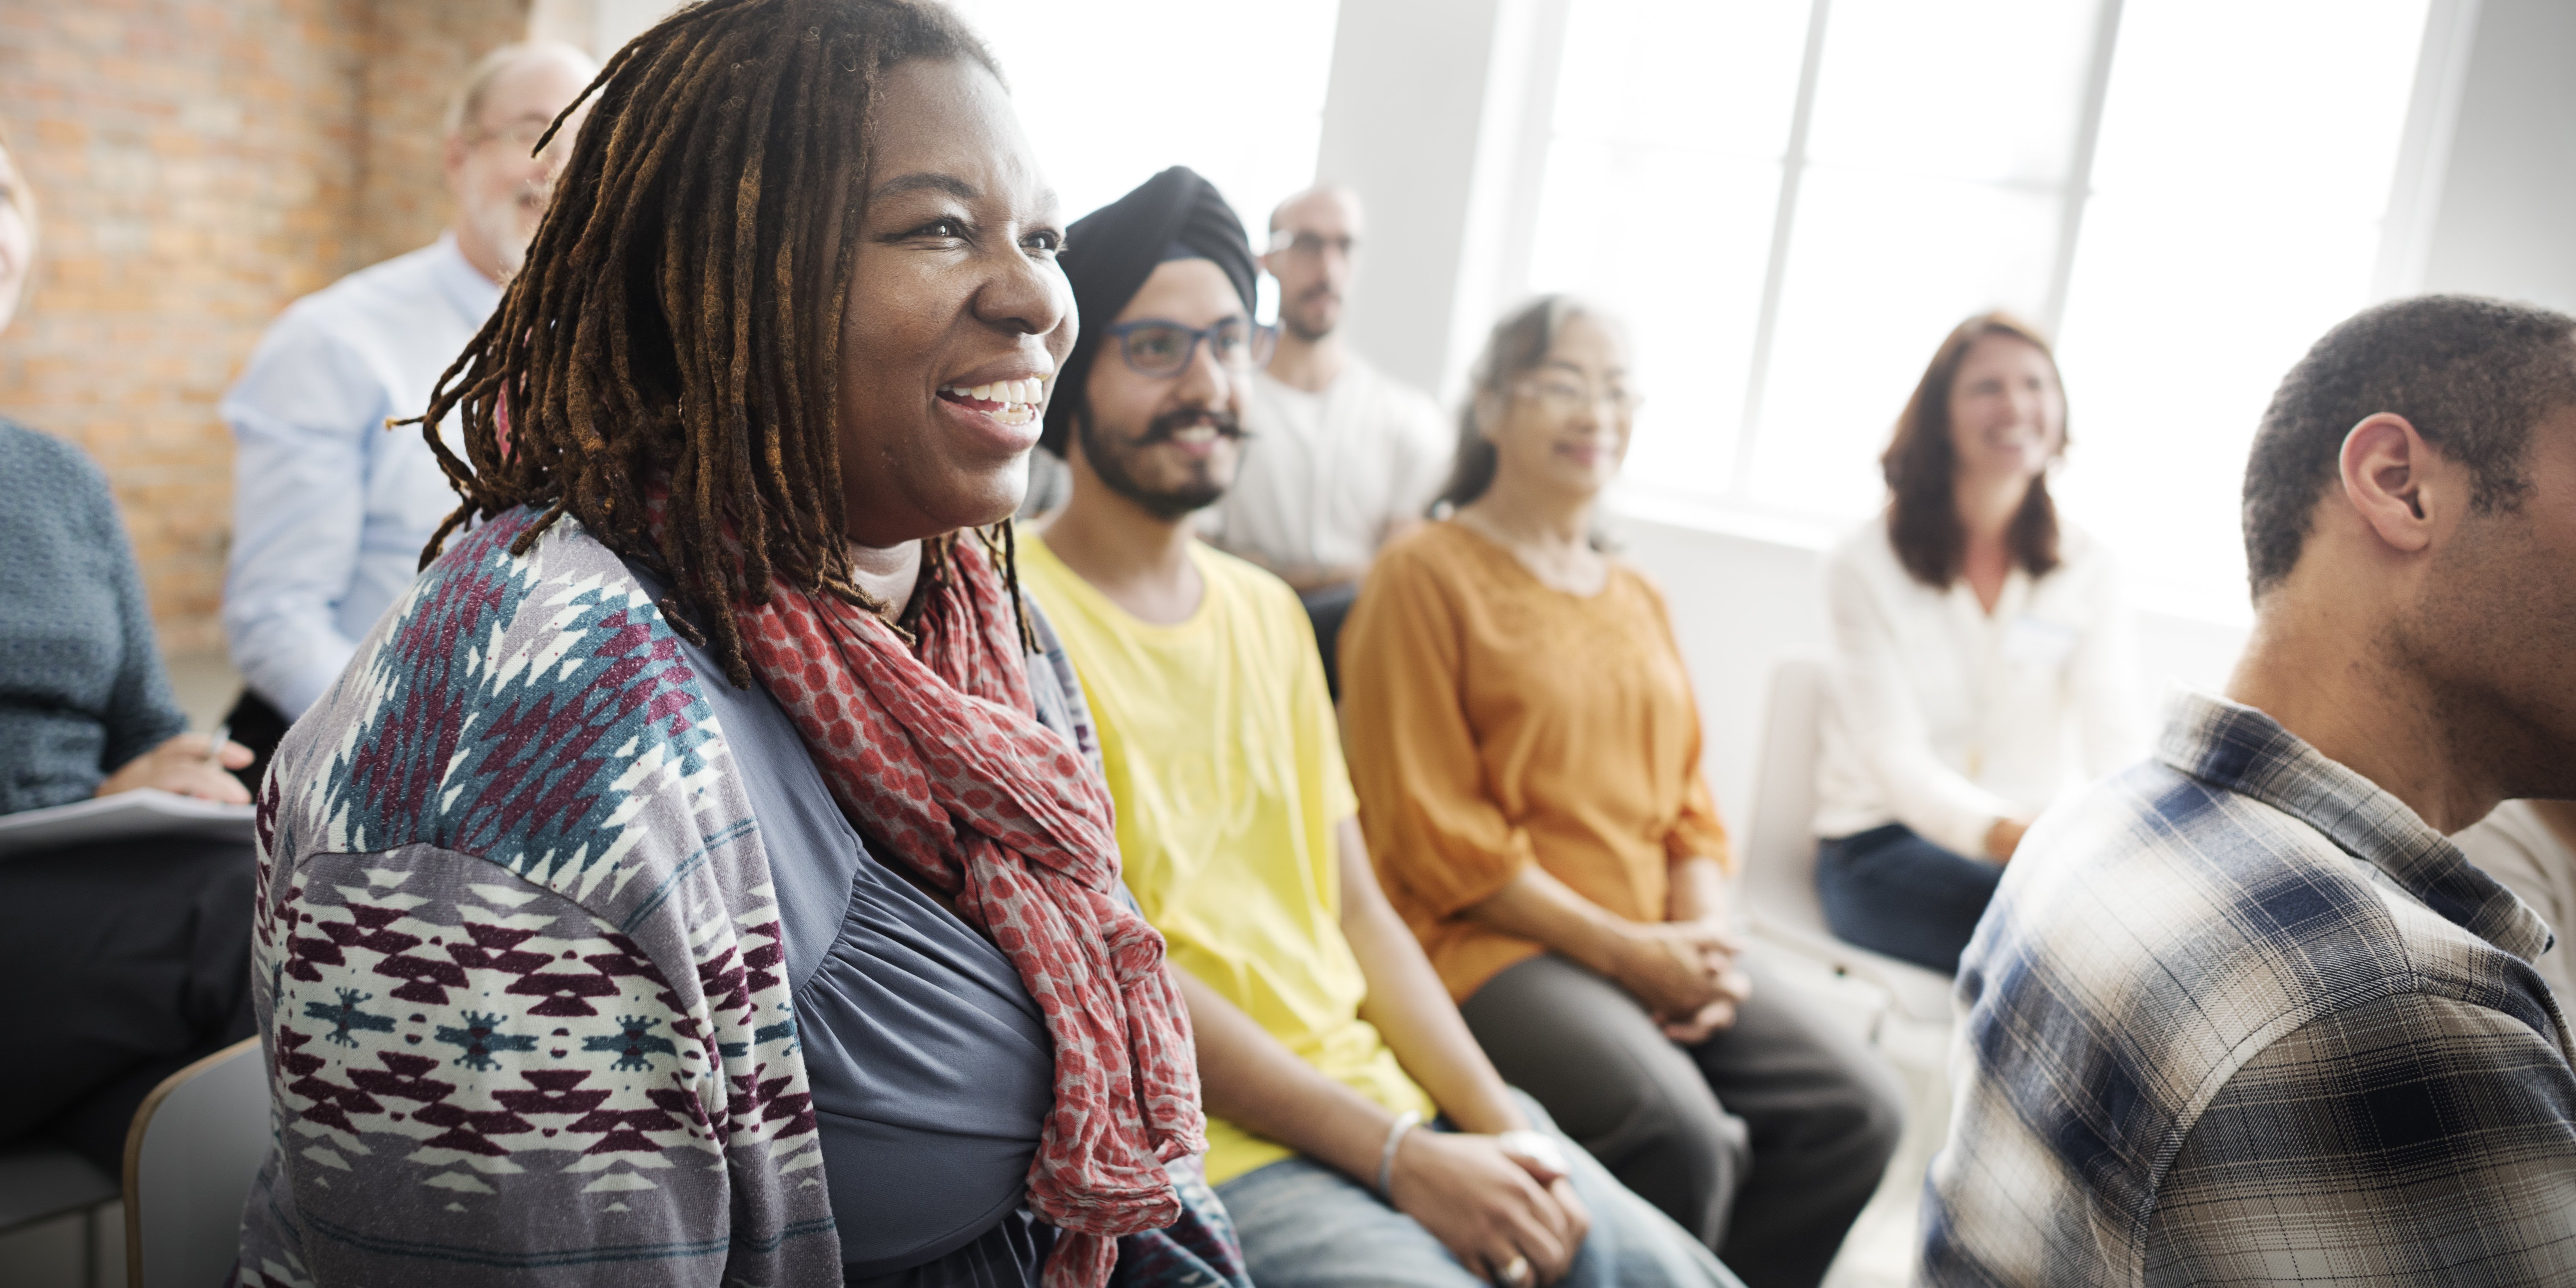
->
xmin=635 ymin=561 xmax=1088 ymax=1279
xmin=0 ymin=418 xmax=189 ymax=815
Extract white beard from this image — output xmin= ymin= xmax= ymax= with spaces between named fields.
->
xmin=462 ymin=186 xmax=541 ymax=279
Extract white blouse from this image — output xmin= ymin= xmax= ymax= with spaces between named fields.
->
xmin=2456 ymin=801 xmax=2576 ymax=1006
xmin=1813 ymin=512 xmax=2144 ymax=857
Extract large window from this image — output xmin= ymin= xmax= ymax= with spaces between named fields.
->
xmin=1525 ymin=0 xmax=2435 ymax=617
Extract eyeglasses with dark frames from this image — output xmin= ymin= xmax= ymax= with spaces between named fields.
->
xmin=1105 ymin=317 xmax=1278 ymax=378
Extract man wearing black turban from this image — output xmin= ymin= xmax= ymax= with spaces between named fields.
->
xmin=1019 ymin=168 xmax=1748 ymax=1288
xmin=1040 ymin=165 xmax=1260 ymax=459
xmin=1018 ymin=167 xmax=1259 ymax=515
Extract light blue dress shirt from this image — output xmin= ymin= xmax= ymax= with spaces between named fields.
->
xmin=221 ymin=234 xmax=498 ymax=718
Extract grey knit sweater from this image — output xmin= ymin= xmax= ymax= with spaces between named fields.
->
xmin=0 ymin=417 xmax=187 ymax=814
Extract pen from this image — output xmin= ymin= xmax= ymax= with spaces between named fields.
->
xmin=205 ymin=721 xmax=231 ymax=764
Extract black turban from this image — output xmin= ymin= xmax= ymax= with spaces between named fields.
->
xmin=1040 ymin=166 xmax=1258 ymax=456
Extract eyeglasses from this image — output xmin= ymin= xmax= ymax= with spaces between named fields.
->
xmin=466 ymin=117 xmax=565 ymax=157
xmin=1268 ymin=230 xmax=1358 ymax=260
xmin=1513 ymin=375 xmax=1641 ymax=418
xmin=1106 ymin=318 xmax=1277 ymax=378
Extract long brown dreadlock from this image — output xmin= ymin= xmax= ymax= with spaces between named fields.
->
xmin=404 ymin=0 xmax=1015 ymax=688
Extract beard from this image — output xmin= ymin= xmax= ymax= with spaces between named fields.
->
xmin=462 ymin=182 xmax=546 ymax=279
xmin=1078 ymin=404 xmax=1247 ymax=522
xmin=1283 ymin=286 xmax=1341 ymax=344
xmin=2398 ymin=513 xmax=2576 ymax=803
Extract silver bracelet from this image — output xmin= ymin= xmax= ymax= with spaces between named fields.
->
xmin=1374 ymin=1109 xmax=1423 ymax=1200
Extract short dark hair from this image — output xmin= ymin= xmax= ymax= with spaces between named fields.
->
xmin=1881 ymin=312 xmax=2065 ymax=588
xmin=2242 ymin=295 xmax=2576 ymax=597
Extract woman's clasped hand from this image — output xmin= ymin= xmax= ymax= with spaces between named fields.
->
xmin=1608 ymin=919 xmax=1754 ymax=1043
xmin=1387 ymin=1127 xmax=1590 ymax=1286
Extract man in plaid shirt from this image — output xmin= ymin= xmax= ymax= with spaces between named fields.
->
xmin=1922 ymin=296 xmax=2576 ymax=1286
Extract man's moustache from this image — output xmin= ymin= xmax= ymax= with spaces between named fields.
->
xmin=1138 ymin=409 xmax=1248 ymax=445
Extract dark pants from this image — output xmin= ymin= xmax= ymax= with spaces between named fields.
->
xmin=1814 ymin=823 xmax=2002 ymax=974
xmin=1298 ymin=581 xmax=1360 ymax=702
xmin=222 ymin=687 xmax=293 ymax=796
xmin=1459 ymin=954 xmax=1905 ymax=1288
xmin=0 ymin=833 xmax=257 ymax=1173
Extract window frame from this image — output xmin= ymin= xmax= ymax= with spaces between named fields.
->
xmin=1485 ymin=0 xmax=2474 ymax=619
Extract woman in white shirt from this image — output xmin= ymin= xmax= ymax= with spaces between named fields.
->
xmin=1812 ymin=313 xmax=2142 ymax=973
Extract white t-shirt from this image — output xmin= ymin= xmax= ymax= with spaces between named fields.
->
xmin=1812 ymin=512 xmax=2145 ymax=857
xmin=1205 ymin=358 xmax=1452 ymax=575
xmin=2457 ymin=800 xmax=2576 ymax=1006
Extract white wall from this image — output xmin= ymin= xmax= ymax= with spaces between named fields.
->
xmin=2418 ymin=0 xmax=2576 ymax=312
xmin=1314 ymin=0 xmax=1526 ymax=399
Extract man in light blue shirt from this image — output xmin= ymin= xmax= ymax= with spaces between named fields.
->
xmin=220 ymin=41 xmax=595 ymax=771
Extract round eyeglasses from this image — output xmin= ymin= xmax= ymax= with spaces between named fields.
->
xmin=1513 ymin=374 xmax=1642 ymax=418
xmin=1106 ymin=318 xmax=1278 ymax=378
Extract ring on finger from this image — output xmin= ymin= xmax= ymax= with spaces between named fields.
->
xmin=1497 ymin=1254 xmax=1532 ymax=1288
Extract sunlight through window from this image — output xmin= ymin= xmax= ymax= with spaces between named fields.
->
xmin=1529 ymin=0 xmax=2435 ymax=620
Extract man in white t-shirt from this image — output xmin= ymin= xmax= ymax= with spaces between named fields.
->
xmin=1205 ymin=185 xmax=1450 ymax=694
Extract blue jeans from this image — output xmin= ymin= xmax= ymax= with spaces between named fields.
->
xmin=1814 ymin=822 xmax=2002 ymax=973
xmin=1213 ymin=1091 xmax=1745 ymax=1288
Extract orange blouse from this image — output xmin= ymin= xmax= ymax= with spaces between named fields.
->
xmin=1340 ymin=521 xmax=1732 ymax=1001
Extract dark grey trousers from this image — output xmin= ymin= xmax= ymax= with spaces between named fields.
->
xmin=0 ymin=834 xmax=256 ymax=1173
xmin=1459 ymin=954 xmax=1904 ymax=1288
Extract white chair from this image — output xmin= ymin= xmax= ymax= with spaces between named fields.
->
xmin=1740 ymin=659 xmax=1958 ymax=1026
xmin=123 ymin=1037 xmax=266 ymax=1288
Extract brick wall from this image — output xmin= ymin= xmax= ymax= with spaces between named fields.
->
xmin=356 ymin=1 xmax=536 ymax=268
xmin=0 ymin=0 xmax=527 ymax=654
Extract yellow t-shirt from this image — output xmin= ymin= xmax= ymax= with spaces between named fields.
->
xmin=1018 ymin=535 xmax=1433 ymax=1184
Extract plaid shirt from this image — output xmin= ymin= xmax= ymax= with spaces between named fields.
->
xmin=1921 ymin=690 xmax=2576 ymax=1287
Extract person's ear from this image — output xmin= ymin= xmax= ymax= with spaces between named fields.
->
xmin=1260 ymin=249 xmax=1284 ymax=280
xmin=2339 ymin=412 xmax=2439 ymax=556
xmin=443 ymin=131 xmax=470 ymax=187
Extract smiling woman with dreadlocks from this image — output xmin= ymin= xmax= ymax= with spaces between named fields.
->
xmin=236 ymin=4 xmax=1242 ymax=1287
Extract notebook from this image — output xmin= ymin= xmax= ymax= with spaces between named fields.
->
xmin=0 ymin=789 xmax=256 ymax=858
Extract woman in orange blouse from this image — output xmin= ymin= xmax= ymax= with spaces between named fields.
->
xmin=1340 ymin=297 xmax=1903 ymax=1288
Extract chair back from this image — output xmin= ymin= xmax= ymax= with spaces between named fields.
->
xmin=1740 ymin=658 xmax=1961 ymax=1024
xmin=124 ymin=1037 xmax=266 ymax=1288
xmin=1743 ymin=658 xmax=1832 ymax=937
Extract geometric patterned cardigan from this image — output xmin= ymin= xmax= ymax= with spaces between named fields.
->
xmin=235 ymin=506 xmax=878 ymax=1285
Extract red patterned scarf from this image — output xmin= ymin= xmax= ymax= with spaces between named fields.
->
xmin=732 ymin=531 xmax=1203 ymax=1286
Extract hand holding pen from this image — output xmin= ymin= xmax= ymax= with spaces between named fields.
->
xmin=93 ymin=724 xmax=255 ymax=804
